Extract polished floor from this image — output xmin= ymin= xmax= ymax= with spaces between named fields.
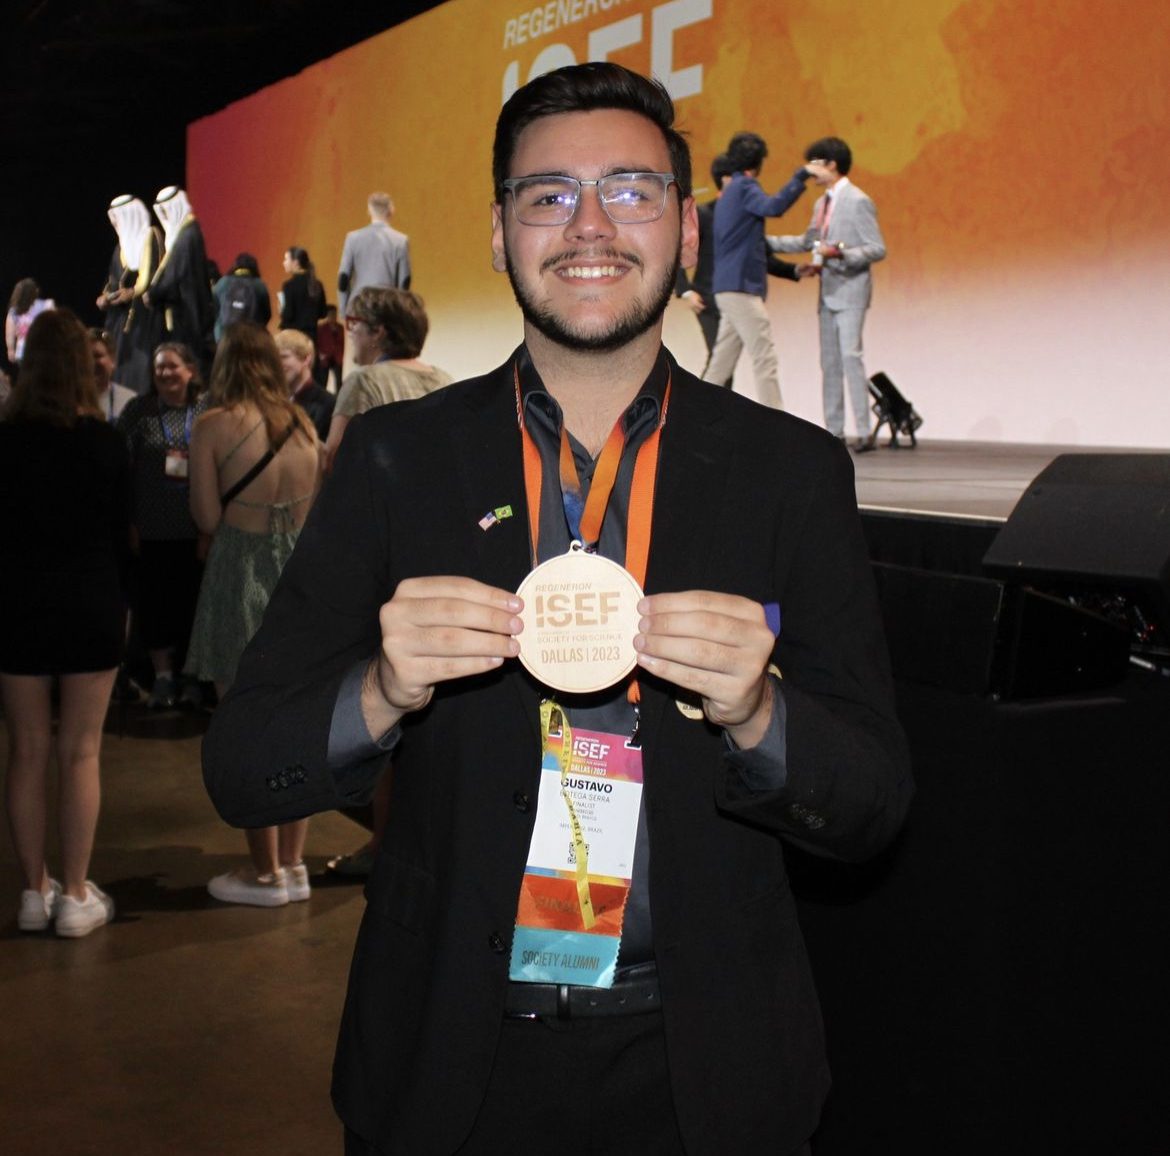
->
xmin=0 ymin=702 xmax=369 ymax=1156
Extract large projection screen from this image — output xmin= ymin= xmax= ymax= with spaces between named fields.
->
xmin=189 ymin=0 xmax=1170 ymax=447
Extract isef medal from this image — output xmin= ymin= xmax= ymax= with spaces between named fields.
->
xmin=515 ymin=543 xmax=643 ymax=693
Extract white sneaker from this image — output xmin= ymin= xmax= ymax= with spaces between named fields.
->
xmin=207 ymin=867 xmax=289 ymax=908
xmin=18 ymin=878 xmax=63 ymax=932
xmin=283 ymin=862 xmax=311 ymax=903
xmin=55 ymin=882 xmax=115 ymax=938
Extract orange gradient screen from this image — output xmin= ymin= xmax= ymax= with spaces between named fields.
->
xmin=189 ymin=0 xmax=1170 ymax=447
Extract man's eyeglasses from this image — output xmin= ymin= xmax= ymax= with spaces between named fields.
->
xmin=502 ymin=172 xmax=679 ymax=226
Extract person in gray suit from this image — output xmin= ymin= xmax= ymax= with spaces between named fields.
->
xmin=337 ymin=192 xmax=412 ymax=316
xmin=770 ymin=137 xmax=886 ymax=449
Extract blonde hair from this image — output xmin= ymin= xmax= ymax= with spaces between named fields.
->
xmin=368 ymin=191 xmax=393 ymax=218
xmin=274 ymin=329 xmax=314 ymax=361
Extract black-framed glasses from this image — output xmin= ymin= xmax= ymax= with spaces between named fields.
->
xmin=502 ymin=172 xmax=679 ymax=226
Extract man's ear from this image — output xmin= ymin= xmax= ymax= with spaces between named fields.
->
xmin=490 ymin=203 xmax=508 ymax=273
xmin=679 ymin=197 xmax=699 ymax=271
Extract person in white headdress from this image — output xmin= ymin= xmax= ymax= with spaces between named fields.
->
xmin=97 ymin=195 xmax=164 ymax=394
xmin=145 ymin=187 xmax=216 ymax=378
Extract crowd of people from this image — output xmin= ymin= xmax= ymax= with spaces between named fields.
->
xmin=1 ymin=188 xmax=449 ymax=932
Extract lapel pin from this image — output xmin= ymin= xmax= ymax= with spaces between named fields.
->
xmin=478 ymin=505 xmax=514 ymax=531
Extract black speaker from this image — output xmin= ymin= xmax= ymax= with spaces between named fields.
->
xmin=872 ymin=564 xmax=1130 ymax=699
xmin=982 ymin=454 xmax=1170 ymax=652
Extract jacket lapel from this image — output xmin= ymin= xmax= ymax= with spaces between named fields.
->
xmin=447 ymin=360 xmax=543 ymax=742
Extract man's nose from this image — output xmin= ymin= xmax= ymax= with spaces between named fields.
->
xmin=564 ymin=185 xmax=615 ymax=240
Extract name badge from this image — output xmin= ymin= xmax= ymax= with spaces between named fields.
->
xmin=509 ymin=718 xmax=643 ymax=989
xmin=164 ymin=448 xmax=189 ymax=479
xmin=515 ymin=544 xmax=642 ymax=693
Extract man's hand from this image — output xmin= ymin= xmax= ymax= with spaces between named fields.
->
xmin=362 ymin=576 xmax=522 ymax=738
xmin=681 ymin=289 xmax=705 ymax=314
xmin=634 ymin=591 xmax=775 ymax=749
xmin=796 ymin=263 xmax=821 ymax=279
xmin=819 ymin=242 xmax=844 ymax=259
xmin=803 ymin=160 xmax=833 ymax=182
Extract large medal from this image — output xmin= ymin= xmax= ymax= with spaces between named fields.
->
xmin=515 ymin=543 xmax=643 ymax=693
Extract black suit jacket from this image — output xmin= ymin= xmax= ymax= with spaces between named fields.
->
xmin=204 ymin=350 xmax=911 ymax=1154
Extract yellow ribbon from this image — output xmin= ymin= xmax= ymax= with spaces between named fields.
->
xmin=539 ymin=699 xmax=595 ymax=930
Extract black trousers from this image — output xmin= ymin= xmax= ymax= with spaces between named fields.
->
xmin=345 ymin=1010 xmax=684 ymax=1155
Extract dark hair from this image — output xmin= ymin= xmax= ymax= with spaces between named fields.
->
xmin=804 ymin=136 xmax=852 ymax=175
xmin=492 ymin=62 xmax=691 ymax=202
xmin=9 ymin=278 xmax=40 ymax=314
xmin=727 ymin=132 xmax=767 ymax=173
xmin=87 ymin=327 xmax=115 ymax=358
xmin=347 ymin=287 xmax=430 ymax=359
xmin=710 ymin=152 xmax=735 ymax=188
xmin=232 ymin=252 xmax=260 ymax=276
xmin=286 ymin=246 xmax=323 ymax=303
xmin=152 ymin=341 xmax=203 ymax=399
xmin=209 ymin=321 xmax=313 ymax=446
xmin=5 ymin=309 xmax=98 ymax=425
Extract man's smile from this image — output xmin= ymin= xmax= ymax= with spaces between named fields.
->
xmin=541 ymin=248 xmax=642 ymax=280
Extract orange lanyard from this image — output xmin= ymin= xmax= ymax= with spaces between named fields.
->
xmin=516 ymin=365 xmax=671 ymax=708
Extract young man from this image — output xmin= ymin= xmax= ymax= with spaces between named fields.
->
xmin=680 ymin=152 xmax=811 ymax=378
xmin=769 ymin=137 xmax=887 ymax=448
xmin=275 ymin=328 xmax=334 ymax=443
xmin=204 ymin=64 xmax=911 ymax=1156
xmin=701 ymin=133 xmax=826 ymax=406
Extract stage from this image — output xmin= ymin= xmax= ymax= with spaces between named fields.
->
xmin=852 ymin=437 xmax=1159 ymax=521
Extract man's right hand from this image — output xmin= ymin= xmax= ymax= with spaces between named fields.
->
xmin=681 ymin=289 xmax=705 ymax=314
xmin=361 ymin=576 xmax=523 ymax=737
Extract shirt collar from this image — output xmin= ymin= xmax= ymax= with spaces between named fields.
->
xmin=515 ymin=343 xmax=669 ymax=439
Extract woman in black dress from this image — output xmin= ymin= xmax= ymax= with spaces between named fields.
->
xmin=279 ymin=246 xmax=326 ymax=344
xmin=0 ymin=309 xmax=131 ymax=938
xmin=116 ymin=343 xmax=209 ymax=708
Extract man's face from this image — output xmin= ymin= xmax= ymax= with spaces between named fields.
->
xmin=91 ymin=340 xmax=115 ymax=389
xmin=491 ymin=108 xmax=698 ymax=353
xmin=806 ymin=158 xmax=837 ymax=187
xmin=279 ymin=346 xmax=310 ymax=389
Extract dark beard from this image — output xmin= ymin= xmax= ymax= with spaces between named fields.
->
xmin=505 ymin=248 xmax=680 ymax=353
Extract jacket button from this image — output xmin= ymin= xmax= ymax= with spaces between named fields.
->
xmin=488 ymin=932 xmax=506 ymax=954
xmin=512 ymin=790 xmax=530 ymax=813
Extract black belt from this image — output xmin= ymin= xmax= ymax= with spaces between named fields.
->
xmin=503 ymin=963 xmax=660 ymax=1020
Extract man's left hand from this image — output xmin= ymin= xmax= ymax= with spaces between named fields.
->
xmin=634 ymin=591 xmax=775 ymax=749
